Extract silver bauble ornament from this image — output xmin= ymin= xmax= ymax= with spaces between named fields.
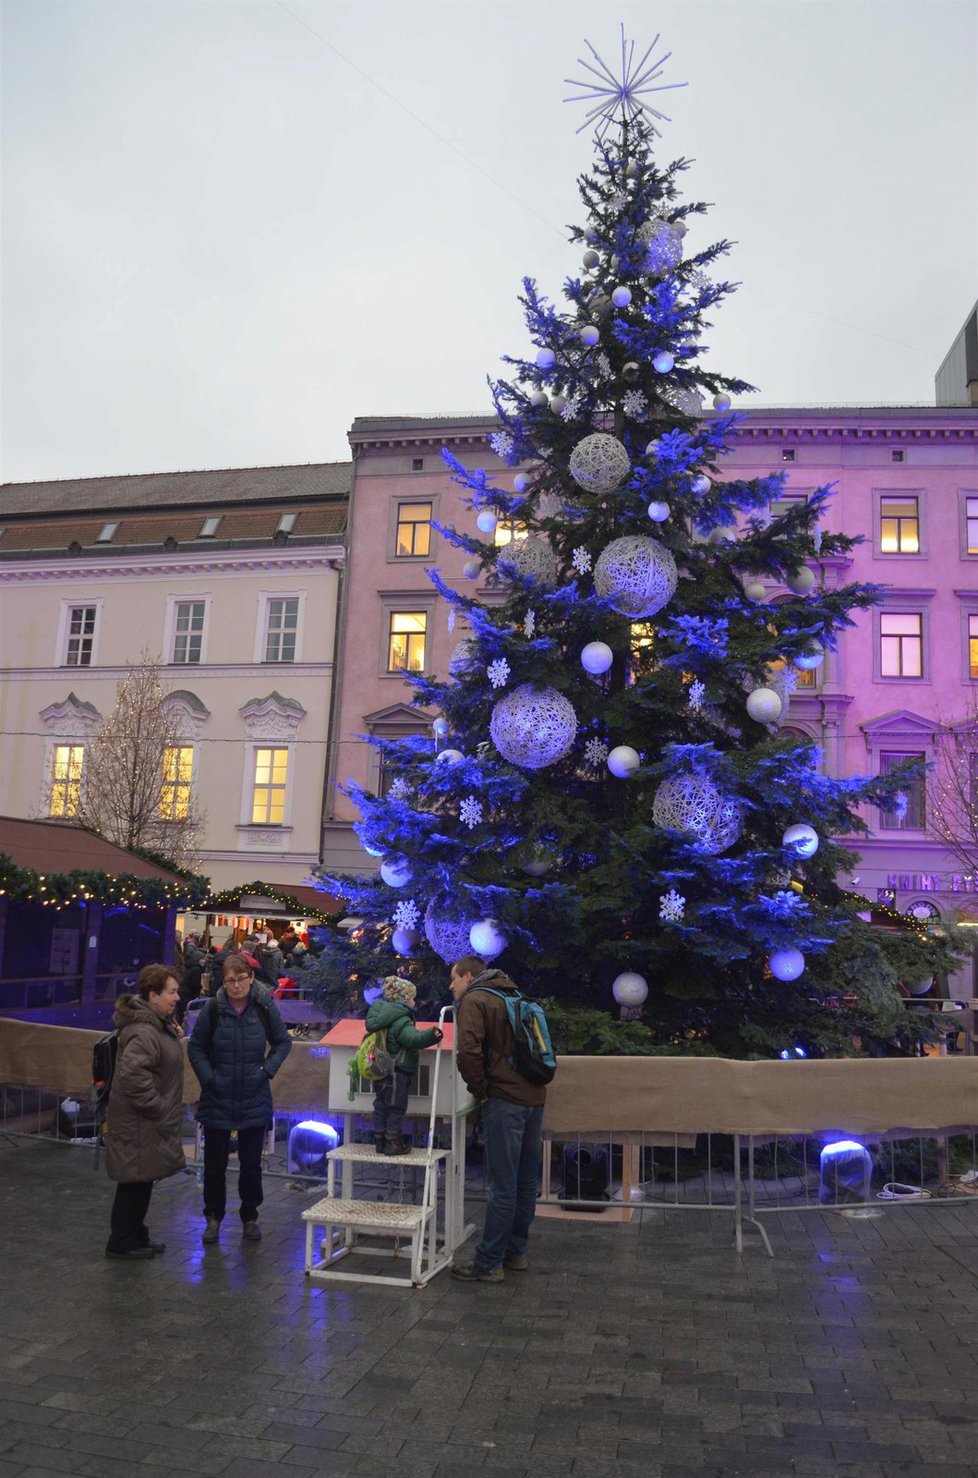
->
xmin=469 ymin=918 xmax=506 ymax=959
xmin=462 ymin=559 xmax=480 ymax=580
xmin=782 ymin=823 xmax=819 ymax=858
xmin=653 ymin=351 xmax=674 ymax=374
xmin=746 ymin=688 xmax=783 ymax=724
xmin=476 ymin=510 xmax=498 ymax=534
xmin=435 ymin=748 xmax=464 ymax=766
xmin=794 ymin=643 xmax=824 ymax=671
xmin=583 ymin=249 xmax=599 ymax=269
xmin=535 ymin=347 xmax=555 ymax=369
xmin=529 ymin=391 xmax=548 ymax=408
xmin=647 ymin=501 xmax=670 ymax=523
xmin=713 ymin=392 xmax=731 ymax=412
xmin=489 ymin=684 xmax=577 ymax=771
xmin=612 ymin=971 xmax=648 ymax=1007
xmin=391 ymin=927 xmax=418 ymax=955
xmin=380 ymin=858 xmax=412 ymax=889
xmin=581 ymin=641 xmax=614 ymax=675
xmin=769 ymin=948 xmax=805 ymax=982
xmin=593 ymin=535 xmax=678 ymax=619
xmin=786 ymin=566 xmax=817 ymax=595
xmin=612 ymin=286 xmax=632 ymax=308
xmin=744 ymin=581 xmax=767 ymax=602
xmin=580 ymin=324 xmax=600 ymax=346
xmin=607 ymin=745 xmax=640 ymax=778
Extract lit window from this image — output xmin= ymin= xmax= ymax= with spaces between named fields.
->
xmin=199 ymin=517 xmax=221 ymax=538
xmin=65 ymin=605 xmax=97 ymax=666
xmin=96 ymin=523 xmax=119 ymax=543
xmin=172 ymin=601 xmax=205 ymax=664
xmin=493 ymin=520 xmax=529 ymax=549
xmin=880 ymin=496 xmax=919 ymax=554
xmin=251 ymin=747 xmax=288 ymax=824
xmin=970 ymin=616 xmax=978 ymax=679
xmin=388 ymin=611 xmax=427 ymax=673
xmin=264 ymin=598 xmax=299 ymax=662
xmin=50 ymin=745 xmax=83 ymax=817
xmin=879 ymin=752 xmax=925 ymax=830
xmin=781 ymin=449 xmax=795 ymax=462
xmin=880 ymin=612 xmax=923 ymax=677
xmin=395 ymin=502 xmax=432 ymax=557
xmin=160 ymin=746 xmax=194 ymax=820
xmin=276 ymin=513 xmax=297 ymax=535
xmin=967 ymin=497 xmax=978 ymax=556
xmin=771 ymin=492 xmax=806 ymax=521
xmin=769 ymin=655 xmax=817 ymax=690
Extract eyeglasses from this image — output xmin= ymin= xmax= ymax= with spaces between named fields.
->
xmin=225 ymin=973 xmax=251 ymax=983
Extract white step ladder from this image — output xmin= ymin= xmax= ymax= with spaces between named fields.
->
xmin=301 ymin=1005 xmax=471 ymax=1287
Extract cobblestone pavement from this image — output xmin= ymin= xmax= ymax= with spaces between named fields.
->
xmin=1 ymin=1138 xmax=976 ymax=1478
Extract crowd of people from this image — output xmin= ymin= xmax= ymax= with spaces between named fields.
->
xmin=102 ymin=937 xmax=548 ymax=1282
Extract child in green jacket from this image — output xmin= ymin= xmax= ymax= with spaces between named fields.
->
xmin=365 ymin=977 xmax=442 ymax=1155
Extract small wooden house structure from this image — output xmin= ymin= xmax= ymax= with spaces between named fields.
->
xmin=321 ymin=1019 xmax=475 ymax=1119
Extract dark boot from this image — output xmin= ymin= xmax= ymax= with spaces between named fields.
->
xmin=385 ymin=1133 xmax=409 ymax=1156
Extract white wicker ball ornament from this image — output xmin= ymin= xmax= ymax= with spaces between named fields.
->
xmin=593 ymin=536 xmax=678 ymax=619
xmin=435 ymin=748 xmax=464 ymax=765
xmin=580 ymin=324 xmax=600 ymax=346
xmin=653 ymin=773 xmax=742 ymax=855
xmin=499 ymin=535 xmax=558 ymax=589
xmin=746 ymin=687 xmax=783 ymax=724
xmin=476 ymin=510 xmax=498 ymax=534
xmin=782 ymin=823 xmax=819 ymax=858
xmin=469 ymin=918 xmax=506 ymax=959
xmin=794 ymin=643 xmax=824 ymax=671
xmin=489 ymin=684 xmax=577 ymax=771
xmin=424 ymin=900 xmax=475 ymax=964
xmin=463 ymin=559 xmax=480 ymax=580
xmin=581 ymin=641 xmax=614 ymax=675
xmin=786 ymin=566 xmax=817 ymax=595
xmin=449 ymin=640 xmax=476 ymax=678
xmin=568 ymin=433 xmax=631 ymax=494
xmin=744 ymin=581 xmax=767 ymax=602
xmin=535 ymin=348 xmax=555 ymax=370
xmin=612 ymin=971 xmax=648 ymax=1007
xmin=769 ymin=948 xmax=805 ymax=982
xmin=653 ymin=351 xmax=674 ymax=374
xmin=607 ymin=745 xmax=640 ymax=778
xmin=380 ymin=858 xmax=412 ymax=888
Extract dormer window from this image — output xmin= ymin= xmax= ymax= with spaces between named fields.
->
xmin=199 ymin=517 xmax=221 ymax=538
xmin=96 ymin=523 xmax=119 ymax=543
xmin=276 ymin=513 xmax=297 ymax=535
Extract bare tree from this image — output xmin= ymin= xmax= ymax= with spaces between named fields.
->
xmin=75 ymin=655 xmax=206 ymax=872
xmin=928 ymin=704 xmax=978 ymax=876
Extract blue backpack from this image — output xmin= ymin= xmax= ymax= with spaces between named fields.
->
xmin=470 ymin=985 xmax=557 ymax=1086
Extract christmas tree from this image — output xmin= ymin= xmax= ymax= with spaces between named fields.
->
xmin=316 ymin=33 xmax=954 ymax=1058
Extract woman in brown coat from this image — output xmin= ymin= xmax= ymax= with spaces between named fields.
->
xmin=105 ymin=964 xmax=186 ymax=1260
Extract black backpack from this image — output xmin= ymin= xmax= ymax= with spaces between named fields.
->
xmin=92 ymin=1030 xmax=120 ymax=1121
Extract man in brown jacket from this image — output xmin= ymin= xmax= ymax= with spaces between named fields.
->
xmin=449 ymin=955 xmax=546 ymax=1283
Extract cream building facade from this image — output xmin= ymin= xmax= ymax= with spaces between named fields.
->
xmin=0 ymin=465 xmax=349 ymax=894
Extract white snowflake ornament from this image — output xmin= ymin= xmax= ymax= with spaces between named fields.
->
xmin=459 ymin=796 xmax=483 ymax=830
xmin=489 ymin=430 xmax=515 ymax=459
xmin=523 ymin=609 xmax=536 ymax=639
xmin=659 ymin=889 xmax=686 ymax=923
xmin=572 ymin=547 xmax=593 ymax=575
xmin=584 ymin=737 xmax=610 ymax=768
xmin=393 ymin=898 xmax=421 ymax=931
xmin=487 ymin=658 xmax=511 ymax=689
xmin=447 ymin=607 xmax=456 ymax=634
xmin=688 ymin=680 xmax=706 ymax=712
xmin=560 ymin=391 xmax=585 ymax=422
xmin=387 ymin=777 xmax=411 ymax=800
xmin=623 ymin=389 xmax=648 ymax=420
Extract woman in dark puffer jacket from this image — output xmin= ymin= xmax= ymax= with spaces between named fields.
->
xmin=104 ymin=964 xmax=186 ymax=1260
xmin=188 ymin=952 xmax=291 ymax=1246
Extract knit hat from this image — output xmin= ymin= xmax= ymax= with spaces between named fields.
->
xmin=381 ymin=976 xmax=416 ymax=1006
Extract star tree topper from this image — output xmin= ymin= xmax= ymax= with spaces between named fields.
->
xmin=564 ymin=25 xmax=687 ymax=141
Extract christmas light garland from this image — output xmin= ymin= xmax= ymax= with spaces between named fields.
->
xmin=0 ymin=852 xmax=209 ymax=911
xmin=205 ymin=880 xmax=342 ymax=925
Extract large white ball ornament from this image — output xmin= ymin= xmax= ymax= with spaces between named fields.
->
xmin=786 ymin=566 xmax=817 ymax=595
xmin=359 ymin=836 xmax=384 ymax=859
xmin=463 ymin=559 xmax=481 ymax=580
xmin=435 ymin=748 xmax=465 ymax=766
xmin=782 ymin=823 xmax=819 ymax=858
xmin=744 ymin=581 xmax=767 ymax=602
xmin=769 ymin=948 xmax=805 ymax=982
xmin=476 ymin=510 xmax=498 ymax=534
xmin=593 ymin=535 xmax=678 ymax=619
xmin=746 ymin=688 xmax=783 ymax=724
xmin=529 ymin=391 xmax=548 ymax=408
xmin=612 ymin=286 xmax=632 ymax=308
xmin=713 ymin=392 xmax=731 ymax=412
xmin=625 ymin=159 xmax=641 ymax=178
xmin=607 ymin=745 xmax=640 ymax=778
xmin=672 ymin=219 xmax=688 ymax=238
xmin=645 ymin=439 xmax=661 ymax=457
xmin=513 ymin=473 xmax=530 ymax=493
xmin=692 ymin=474 xmax=711 ymax=496
xmin=653 ymin=351 xmax=674 ymax=374
xmin=391 ymin=927 xmax=418 ymax=955
xmin=647 ymin=501 xmax=670 ymax=523
xmin=653 ymin=773 xmax=742 ymax=855
xmin=612 ymin=971 xmax=649 ymax=1007
xmin=569 ymin=433 xmax=631 ymax=493
xmin=550 ymin=395 xmax=567 ymax=416
xmin=469 ymin=919 xmax=506 ymax=958
xmin=580 ymin=325 xmax=600 ymax=346
xmin=424 ymin=900 xmax=474 ymax=964
xmin=523 ymin=849 xmax=552 ymax=876
xmin=583 ymin=249 xmax=600 ymax=269
xmin=433 ymin=716 xmax=450 ymax=737
xmin=581 ymin=641 xmax=614 ymax=675
xmin=795 ymin=643 xmax=824 ymax=671
xmin=380 ymin=858 xmax=412 ymax=888
xmin=499 ymin=534 xmax=558 ymax=588
xmin=536 ymin=348 xmax=555 ymax=370
xmin=490 ymin=684 xmax=577 ymax=771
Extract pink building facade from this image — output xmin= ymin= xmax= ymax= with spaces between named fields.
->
xmin=322 ymin=407 xmax=978 ymax=998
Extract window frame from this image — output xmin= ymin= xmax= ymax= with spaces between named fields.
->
xmin=263 ymin=596 xmax=301 ymax=664
xmin=386 ymin=609 xmax=428 ymax=675
xmin=160 ymin=744 xmax=197 ymax=821
xmin=47 ymin=742 xmax=85 ymax=818
xmin=253 ymin=590 xmax=306 ymax=665
xmin=959 ymin=490 xmax=978 ymax=558
xmin=875 ymin=488 xmax=926 ymax=558
xmin=391 ymin=499 xmax=434 ymax=560
xmin=245 ymin=743 xmax=293 ymax=827
xmin=872 ymin=594 xmax=933 ymax=684
xmin=388 ymin=495 xmax=437 ymax=561
xmin=56 ymin=599 xmax=103 ymax=668
xmin=378 ymin=593 xmax=435 ymax=679
xmin=165 ymin=595 xmax=211 ymax=666
xmin=878 ymin=750 xmax=927 ymax=832
xmin=879 ymin=611 xmax=924 ymax=679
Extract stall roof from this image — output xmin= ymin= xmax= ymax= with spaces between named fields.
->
xmin=208 ymin=882 xmax=345 ymax=919
xmin=0 ymin=815 xmax=189 ymax=883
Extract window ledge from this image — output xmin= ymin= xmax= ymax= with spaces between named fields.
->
xmin=235 ymin=823 xmax=293 ymax=833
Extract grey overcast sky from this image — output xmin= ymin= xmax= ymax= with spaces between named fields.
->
xmin=1 ymin=0 xmax=976 ymax=485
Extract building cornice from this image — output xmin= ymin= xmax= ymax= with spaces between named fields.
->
xmin=0 ymin=662 xmax=335 ymax=681
xmin=0 ymin=547 xmax=346 ymax=583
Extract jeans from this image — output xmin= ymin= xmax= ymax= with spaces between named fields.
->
xmin=202 ymin=1124 xmax=266 ymax=1223
xmin=475 ymin=1098 xmax=544 ymax=1271
xmin=107 ymin=1180 xmax=154 ymax=1253
xmin=373 ymin=1069 xmax=412 ymax=1142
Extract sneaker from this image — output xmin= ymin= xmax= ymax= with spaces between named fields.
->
xmin=202 ymin=1218 xmax=220 ymax=1245
xmin=503 ymin=1253 xmax=529 ymax=1271
xmin=105 ymin=1246 xmax=154 ymax=1260
xmin=242 ymin=1220 xmax=262 ymax=1241
xmin=451 ymin=1261 xmax=503 ymax=1283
